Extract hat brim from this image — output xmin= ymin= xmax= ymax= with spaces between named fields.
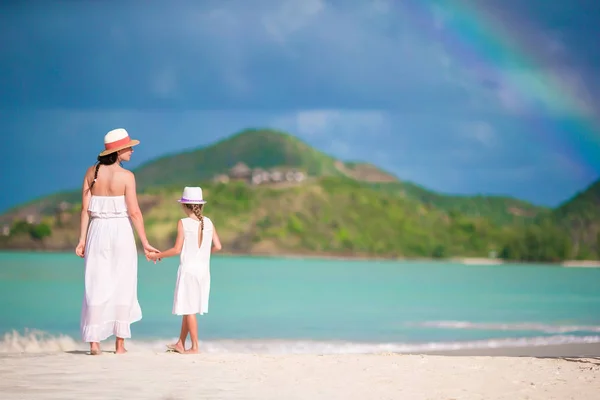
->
xmin=177 ymin=199 xmax=207 ymax=204
xmin=99 ymin=139 xmax=140 ymax=157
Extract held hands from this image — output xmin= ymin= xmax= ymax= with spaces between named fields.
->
xmin=146 ymin=252 xmax=161 ymax=262
xmin=143 ymin=242 xmax=161 ymax=264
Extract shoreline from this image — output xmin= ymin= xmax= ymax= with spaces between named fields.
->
xmin=1 ymin=248 xmax=599 ymax=267
xmin=421 ymin=342 xmax=600 ymax=357
xmin=3 ymin=329 xmax=599 ymax=358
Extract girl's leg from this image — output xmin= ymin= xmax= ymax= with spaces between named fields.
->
xmin=178 ymin=316 xmax=189 ymax=348
xmin=184 ymin=314 xmax=199 ymax=354
xmin=90 ymin=342 xmax=101 ymax=355
xmin=168 ymin=316 xmax=188 ymax=353
xmin=115 ymin=337 xmax=127 ymax=354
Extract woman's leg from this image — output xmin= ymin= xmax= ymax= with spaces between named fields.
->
xmin=115 ymin=337 xmax=127 ymax=354
xmin=90 ymin=342 xmax=101 ymax=355
xmin=184 ymin=314 xmax=199 ymax=354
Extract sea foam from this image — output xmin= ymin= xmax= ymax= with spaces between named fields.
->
xmin=1 ymin=329 xmax=599 ymax=355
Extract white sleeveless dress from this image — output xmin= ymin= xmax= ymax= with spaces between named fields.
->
xmin=80 ymin=195 xmax=142 ymax=342
xmin=172 ymin=217 xmax=213 ymax=315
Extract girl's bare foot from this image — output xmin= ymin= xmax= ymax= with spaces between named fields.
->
xmin=167 ymin=342 xmax=186 ymax=354
xmin=184 ymin=348 xmax=199 ymax=354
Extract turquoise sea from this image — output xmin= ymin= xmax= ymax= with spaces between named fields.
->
xmin=1 ymin=252 xmax=599 ymax=354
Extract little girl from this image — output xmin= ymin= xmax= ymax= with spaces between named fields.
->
xmin=148 ymin=186 xmax=222 ymax=354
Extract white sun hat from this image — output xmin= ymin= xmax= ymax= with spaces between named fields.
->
xmin=99 ymin=128 xmax=140 ymax=156
xmin=177 ymin=186 xmax=207 ymax=204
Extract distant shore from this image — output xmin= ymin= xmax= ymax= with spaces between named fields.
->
xmin=1 ymin=247 xmax=599 ymax=267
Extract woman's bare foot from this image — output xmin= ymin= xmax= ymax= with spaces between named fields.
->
xmin=115 ymin=337 xmax=127 ymax=354
xmin=167 ymin=342 xmax=186 ymax=354
xmin=90 ymin=343 xmax=101 ymax=355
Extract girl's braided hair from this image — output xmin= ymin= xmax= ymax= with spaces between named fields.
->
xmin=185 ymin=203 xmax=204 ymax=246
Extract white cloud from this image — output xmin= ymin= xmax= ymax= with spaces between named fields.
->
xmin=261 ymin=0 xmax=325 ymax=44
xmin=272 ymin=110 xmax=390 ymax=138
xmin=167 ymin=0 xmax=461 ymax=103
xmin=295 ymin=110 xmax=338 ymax=135
xmin=463 ymin=121 xmax=496 ymax=147
xmin=151 ymin=67 xmax=178 ymax=98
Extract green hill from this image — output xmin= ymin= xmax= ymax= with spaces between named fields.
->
xmin=552 ymin=179 xmax=600 ymax=258
xmin=135 ymin=129 xmax=546 ymax=225
xmin=0 ymin=178 xmax=524 ymax=258
xmin=134 ymin=129 xmax=348 ymax=188
xmin=367 ymin=181 xmax=548 ymax=226
xmin=0 ymin=128 xmax=595 ymax=262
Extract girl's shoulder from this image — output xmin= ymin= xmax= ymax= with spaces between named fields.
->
xmin=180 ymin=216 xmax=213 ymax=226
xmin=202 ymin=215 xmax=213 ymax=228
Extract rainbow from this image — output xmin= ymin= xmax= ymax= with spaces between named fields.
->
xmin=401 ymin=0 xmax=599 ymax=175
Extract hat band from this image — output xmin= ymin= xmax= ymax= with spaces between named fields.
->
xmin=181 ymin=197 xmax=203 ymax=202
xmin=105 ymin=136 xmax=132 ymax=150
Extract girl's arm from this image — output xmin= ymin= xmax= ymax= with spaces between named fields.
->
xmin=211 ymin=225 xmax=222 ymax=253
xmin=149 ymin=220 xmax=184 ymax=260
xmin=75 ymin=167 xmax=93 ymax=257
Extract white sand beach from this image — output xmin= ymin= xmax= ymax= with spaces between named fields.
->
xmin=1 ymin=347 xmax=599 ymax=400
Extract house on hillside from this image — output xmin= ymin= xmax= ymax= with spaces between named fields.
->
xmin=251 ymin=168 xmax=271 ymax=185
xmin=25 ymin=214 xmax=39 ymax=224
xmin=213 ymin=174 xmax=230 ymax=184
xmin=287 ymin=170 xmax=306 ymax=182
xmin=1 ymin=225 xmax=9 ymax=236
xmin=55 ymin=201 xmax=73 ymax=226
xmin=250 ymin=168 xmax=306 ymax=185
xmin=215 ymin=163 xmax=307 ymax=185
xmin=229 ymin=162 xmax=251 ymax=181
xmin=57 ymin=201 xmax=71 ymax=212
xmin=269 ymin=169 xmax=284 ymax=183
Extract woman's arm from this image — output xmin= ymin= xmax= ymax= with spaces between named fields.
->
xmin=75 ymin=168 xmax=93 ymax=257
xmin=148 ymin=220 xmax=184 ymax=260
xmin=212 ymin=225 xmax=222 ymax=252
xmin=124 ymin=171 xmax=158 ymax=253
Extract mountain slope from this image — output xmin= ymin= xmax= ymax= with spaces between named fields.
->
xmin=135 ymin=127 xmax=545 ymax=225
xmin=134 ymin=129 xmax=347 ymax=188
xmin=367 ymin=181 xmax=549 ymax=226
xmin=0 ymin=178 xmax=525 ymax=258
xmin=553 ymin=179 xmax=600 ymax=258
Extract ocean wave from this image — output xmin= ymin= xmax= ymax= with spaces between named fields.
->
xmin=0 ymin=329 xmax=81 ymax=353
xmin=2 ymin=329 xmax=600 ymax=355
xmin=409 ymin=321 xmax=600 ymax=334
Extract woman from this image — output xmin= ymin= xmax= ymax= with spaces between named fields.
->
xmin=75 ymin=128 xmax=159 ymax=355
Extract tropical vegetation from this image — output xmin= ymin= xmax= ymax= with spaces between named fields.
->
xmin=1 ymin=129 xmax=598 ymax=262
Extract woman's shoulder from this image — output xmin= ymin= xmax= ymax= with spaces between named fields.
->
xmin=85 ymin=164 xmax=97 ymax=177
xmin=117 ymin=167 xmax=135 ymax=178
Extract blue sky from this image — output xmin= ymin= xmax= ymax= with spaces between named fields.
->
xmin=1 ymin=0 xmax=599 ymax=212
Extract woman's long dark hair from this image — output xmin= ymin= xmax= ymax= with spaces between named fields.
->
xmin=89 ymin=152 xmax=119 ymax=190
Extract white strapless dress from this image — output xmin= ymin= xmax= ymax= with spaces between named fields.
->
xmin=80 ymin=195 xmax=142 ymax=342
